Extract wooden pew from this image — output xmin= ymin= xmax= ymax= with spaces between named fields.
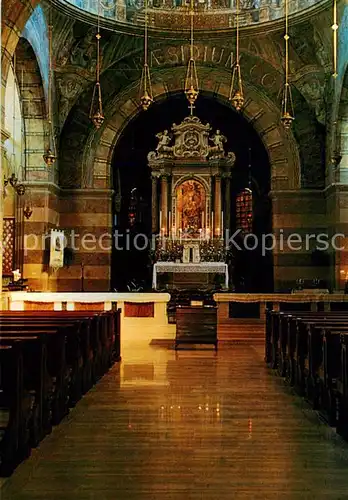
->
xmin=0 ymin=309 xmax=122 ymax=476
xmin=0 ymin=342 xmax=30 ymax=476
xmin=265 ymin=310 xmax=348 ymax=437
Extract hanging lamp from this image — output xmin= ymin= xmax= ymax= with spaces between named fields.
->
xmin=89 ymin=0 xmax=104 ymax=128
xmin=140 ymin=0 xmax=153 ymax=110
xmin=43 ymin=8 xmax=57 ymax=166
xmin=280 ymin=0 xmax=295 ymax=129
xmin=229 ymin=0 xmax=244 ymax=111
xmin=184 ymin=0 xmax=199 ymax=114
xmin=332 ymin=0 xmax=338 ymax=78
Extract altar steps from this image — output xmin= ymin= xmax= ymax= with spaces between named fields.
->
xmin=217 ymin=318 xmax=265 ymax=343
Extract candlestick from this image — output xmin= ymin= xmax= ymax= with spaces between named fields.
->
xmin=159 ymin=210 xmax=162 ymax=235
xmin=211 ymin=211 xmax=214 ymax=238
xmin=221 ymin=210 xmax=224 ymax=239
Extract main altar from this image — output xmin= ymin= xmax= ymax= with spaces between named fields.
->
xmin=149 ymin=115 xmax=235 ymax=290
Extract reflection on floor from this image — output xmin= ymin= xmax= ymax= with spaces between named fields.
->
xmin=1 ymin=326 xmax=348 ymax=500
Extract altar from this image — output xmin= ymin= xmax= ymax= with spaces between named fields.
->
xmin=148 ymin=114 xmax=235 ymax=291
xmin=152 ymin=262 xmax=229 ymax=290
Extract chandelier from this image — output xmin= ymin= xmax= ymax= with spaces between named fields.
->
xmin=89 ymin=0 xmax=104 ymax=128
xmin=184 ymin=0 xmax=199 ymax=114
xmin=280 ymin=0 xmax=295 ymax=129
xmin=43 ymin=8 xmax=57 ymax=166
xmin=229 ymin=0 xmax=244 ymax=111
xmin=140 ymin=0 xmax=153 ymax=110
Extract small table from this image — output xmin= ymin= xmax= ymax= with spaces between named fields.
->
xmin=152 ymin=262 xmax=229 ymax=289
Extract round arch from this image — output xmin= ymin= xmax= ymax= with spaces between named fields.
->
xmin=79 ymin=66 xmax=301 ymax=192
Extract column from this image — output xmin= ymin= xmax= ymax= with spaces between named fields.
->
xmin=224 ymin=174 xmax=231 ymax=234
xmin=161 ymin=175 xmax=168 ymax=236
xmin=214 ymin=175 xmax=222 ymax=238
xmin=151 ymin=174 xmax=158 ymax=233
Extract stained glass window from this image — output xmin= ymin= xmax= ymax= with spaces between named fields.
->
xmin=236 ymin=188 xmax=252 ymax=233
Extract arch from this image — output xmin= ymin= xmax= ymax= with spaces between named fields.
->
xmin=15 ymin=37 xmax=50 ymax=182
xmin=337 ymin=68 xmax=348 ymax=171
xmin=78 ymin=66 xmax=300 ymax=192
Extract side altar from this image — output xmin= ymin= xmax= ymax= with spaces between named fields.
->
xmin=148 ymin=115 xmax=235 ymax=290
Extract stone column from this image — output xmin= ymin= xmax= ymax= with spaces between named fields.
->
xmin=224 ymin=174 xmax=231 ymax=234
xmin=151 ymin=174 xmax=158 ymax=233
xmin=214 ymin=175 xmax=222 ymax=237
xmin=161 ymin=175 xmax=168 ymax=236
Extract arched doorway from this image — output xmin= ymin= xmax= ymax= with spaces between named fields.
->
xmin=111 ymin=92 xmax=272 ymax=292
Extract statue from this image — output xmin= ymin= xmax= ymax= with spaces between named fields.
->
xmin=154 ymin=129 xmax=173 ymax=157
xmin=209 ymin=129 xmax=226 ymax=157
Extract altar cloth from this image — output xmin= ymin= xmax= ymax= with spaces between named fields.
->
xmin=152 ymin=262 xmax=228 ymax=289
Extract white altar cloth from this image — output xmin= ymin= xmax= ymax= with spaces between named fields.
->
xmin=152 ymin=262 xmax=228 ymax=289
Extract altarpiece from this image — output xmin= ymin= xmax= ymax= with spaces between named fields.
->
xmin=148 ymin=115 xmax=235 ymax=289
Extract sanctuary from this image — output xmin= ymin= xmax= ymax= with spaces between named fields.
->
xmin=149 ymin=115 xmax=235 ymax=289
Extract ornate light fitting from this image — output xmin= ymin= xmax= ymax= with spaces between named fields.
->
xmin=184 ymin=0 xmax=199 ymax=114
xmin=89 ymin=0 xmax=104 ymax=128
xmin=43 ymin=13 xmax=57 ymax=166
xmin=229 ymin=0 xmax=244 ymax=111
xmin=140 ymin=0 xmax=153 ymax=111
xmin=332 ymin=0 xmax=338 ymax=78
xmin=280 ymin=0 xmax=295 ymax=129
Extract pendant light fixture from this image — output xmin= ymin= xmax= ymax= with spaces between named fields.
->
xmin=89 ymin=0 xmax=104 ymax=128
xmin=140 ymin=0 xmax=153 ymax=110
xmin=229 ymin=0 xmax=244 ymax=111
xmin=43 ymin=7 xmax=57 ymax=166
xmin=280 ymin=0 xmax=295 ymax=129
xmin=332 ymin=0 xmax=338 ymax=78
xmin=184 ymin=0 xmax=199 ymax=115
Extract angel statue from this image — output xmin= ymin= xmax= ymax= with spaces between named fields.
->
xmin=155 ymin=129 xmax=173 ymax=157
xmin=209 ymin=129 xmax=227 ymax=155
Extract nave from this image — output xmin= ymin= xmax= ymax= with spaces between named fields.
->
xmin=2 ymin=334 xmax=348 ymax=500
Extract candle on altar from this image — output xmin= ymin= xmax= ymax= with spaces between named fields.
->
xmin=159 ymin=210 xmax=162 ymax=234
xmin=211 ymin=211 xmax=214 ymax=236
xmin=221 ymin=211 xmax=224 ymax=238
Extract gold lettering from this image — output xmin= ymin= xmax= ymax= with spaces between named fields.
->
xmin=166 ymin=46 xmax=179 ymax=65
xmin=150 ymin=49 xmax=164 ymax=67
xmin=249 ymin=64 xmax=259 ymax=82
xmin=224 ymin=51 xmax=234 ymax=68
xmin=181 ymin=45 xmax=185 ymax=64
xmin=261 ymin=73 xmax=276 ymax=89
xmin=211 ymin=47 xmax=225 ymax=64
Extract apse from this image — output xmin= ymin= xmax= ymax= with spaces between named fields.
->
xmin=111 ymin=92 xmax=272 ymax=292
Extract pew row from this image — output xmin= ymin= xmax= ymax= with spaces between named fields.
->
xmin=0 ymin=309 xmax=121 ymax=476
xmin=265 ymin=310 xmax=348 ymax=441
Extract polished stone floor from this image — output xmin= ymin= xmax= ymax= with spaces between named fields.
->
xmin=2 ymin=329 xmax=348 ymax=500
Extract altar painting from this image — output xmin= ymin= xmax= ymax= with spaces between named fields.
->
xmin=177 ymin=179 xmax=206 ymax=237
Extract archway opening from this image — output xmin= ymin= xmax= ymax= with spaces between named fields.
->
xmin=111 ymin=92 xmax=272 ymax=292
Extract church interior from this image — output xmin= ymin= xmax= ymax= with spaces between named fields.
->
xmin=1 ymin=0 xmax=348 ymax=497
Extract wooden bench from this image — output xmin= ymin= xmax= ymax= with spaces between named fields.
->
xmin=0 ymin=309 xmax=121 ymax=476
xmin=265 ymin=309 xmax=348 ymax=440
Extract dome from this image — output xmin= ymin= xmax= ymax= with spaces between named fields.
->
xmin=57 ymin=0 xmax=327 ymax=33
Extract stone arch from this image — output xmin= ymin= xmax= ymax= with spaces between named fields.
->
xmin=173 ymin=174 xmax=210 ymax=195
xmin=82 ymin=67 xmax=301 ymax=193
xmin=15 ymin=37 xmax=49 ymax=181
xmin=1 ymin=0 xmax=39 ymax=84
xmin=337 ymin=67 xmax=348 ymax=172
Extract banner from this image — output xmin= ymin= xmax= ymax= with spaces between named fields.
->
xmin=49 ymin=229 xmax=65 ymax=268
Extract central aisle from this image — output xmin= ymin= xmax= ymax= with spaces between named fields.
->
xmin=2 ymin=329 xmax=348 ymax=499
